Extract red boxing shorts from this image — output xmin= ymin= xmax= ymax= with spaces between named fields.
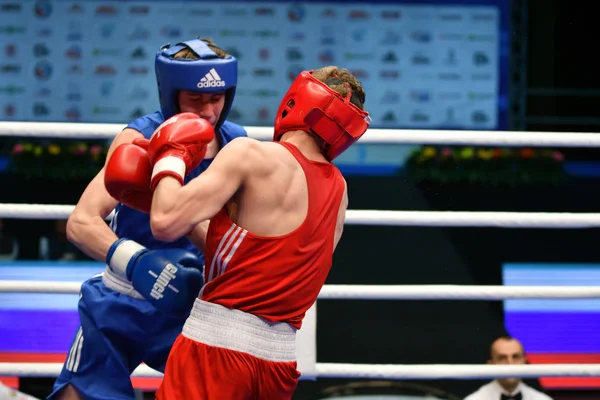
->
xmin=156 ymin=300 xmax=300 ymax=400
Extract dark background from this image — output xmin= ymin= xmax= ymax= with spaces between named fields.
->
xmin=5 ymin=0 xmax=600 ymax=399
xmin=310 ymin=1 xmax=600 ymax=397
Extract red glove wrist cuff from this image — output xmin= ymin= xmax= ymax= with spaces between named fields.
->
xmin=151 ymin=156 xmax=186 ymax=190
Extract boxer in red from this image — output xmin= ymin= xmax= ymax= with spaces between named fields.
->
xmin=146 ymin=66 xmax=371 ymax=399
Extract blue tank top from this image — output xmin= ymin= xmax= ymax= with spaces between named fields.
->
xmin=110 ymin=111 xmax=247 ymax=266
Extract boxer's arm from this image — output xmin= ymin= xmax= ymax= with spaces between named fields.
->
xmin=151 ymin=137 xmax=254 ymax=242
xmin=67 ymin=128 xmax=145 ymax=262
xmin=333 ymin=179 xmax=348 ymax=251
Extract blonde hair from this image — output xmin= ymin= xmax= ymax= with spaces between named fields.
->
xmin=172 ymin=37 xmax=229 ymax=59
xmin=311 ymin=66 xmax=366 ymax=110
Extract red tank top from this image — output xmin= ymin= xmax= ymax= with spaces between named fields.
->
xmin=200 ymin=142 xmax=345 ymax=329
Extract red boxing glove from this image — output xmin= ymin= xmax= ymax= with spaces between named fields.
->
xmin=147 ymin=113 xmax=215 ymax=190
xmin=104 ymin=139 xmax=152 ymax=213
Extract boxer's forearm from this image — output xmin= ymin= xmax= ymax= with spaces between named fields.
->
xmin=150 ymin=145 xmax=243 ymax=242
xmin=152 ymin=179 xmax=209 ymax=250
xmin=150 ymin=177 xmax=192 ymax=242
xmin=67 ymin=214 xmax=119 ymax=262
xmin=66 ymin=168 xmax=121 ymax=263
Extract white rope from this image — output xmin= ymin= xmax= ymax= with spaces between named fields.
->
xmin=356 ymin=129 xmax=600 ymax=147
xmin=0 ymin=281 xmax=82 ymax=294
xmin=315 ymin=363 xmax=600 ymax=379
xmin=318 ymin=285 xmax=600 ymax=300
xmin=0 ymin=363 xmax=162 ymax=377
xmin=0 ymin=122 xmax=273 ymax=140
xmin=3 ymin=281 xmax=600 ymax=299
xmin=0 ymin=121 xmax=127 ymax=139
xmin=0 ymin=204 xmax=77 ymax=220
xmin=3 ymin=204 xmax=600 ymax=228
xmin=346 ymin=210 xmax=600 ymax=228
xmin=2 ymin=362 xmax=600 ymax=379
xmin=3 ymin=121 xmax=600 ymax=147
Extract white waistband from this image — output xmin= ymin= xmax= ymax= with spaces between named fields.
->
xmin=182 ymin=299 xmax=297 ymax=362
xmin=101 ymin=266 xmax=144 ymax=299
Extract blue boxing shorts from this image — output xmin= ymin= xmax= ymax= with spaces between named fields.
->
xmin=47 ymin=270 xmax=188 ymax=400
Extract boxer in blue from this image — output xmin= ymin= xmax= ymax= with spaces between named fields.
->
xmin=48 ymin=38 xmax=247 ymax=400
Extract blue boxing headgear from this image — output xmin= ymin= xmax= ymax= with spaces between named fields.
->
xmin=155 ymin=39 xmax=237 ymax=128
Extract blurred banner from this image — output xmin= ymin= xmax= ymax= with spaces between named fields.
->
xmin=0 ymin=0 xmax=508 ymax=129
xmin=504 ymin=263 xmax=600 ymax=390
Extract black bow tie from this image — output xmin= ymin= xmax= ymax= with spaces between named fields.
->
xmin=501 ymin=393 xmax=522 ymax=400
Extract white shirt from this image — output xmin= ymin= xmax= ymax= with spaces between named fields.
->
xmin=0 ymin=383 xmax=41 ymax=400
xmin=464 ymin=380 xmax=553 ymax=400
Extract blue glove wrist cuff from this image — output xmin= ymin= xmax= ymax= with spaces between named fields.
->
xmin=106 ymin=238 xmax=129 ymax=265
xmin=106 ymin=238 xmax=146 ymax=280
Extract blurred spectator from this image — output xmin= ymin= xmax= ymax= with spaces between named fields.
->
xmin=0 ymin=218 xmax=18 ymax=260
xmin=464 ymin=336 xmax=553 ymax=400
xmin=40 ymin=220 xmax=89 ymax=261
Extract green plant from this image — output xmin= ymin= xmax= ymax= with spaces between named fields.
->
xmin=8 ymin=140 xmax=109 ymax=180
xmin=404 ymin=146 xmax=566 ymax=187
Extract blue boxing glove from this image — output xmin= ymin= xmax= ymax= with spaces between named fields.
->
xmin=106 ymin=238 xmax=204 ymax=316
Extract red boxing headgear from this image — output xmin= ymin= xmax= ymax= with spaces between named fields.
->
xmin=273 ymin=70 xmax=371 ymax=161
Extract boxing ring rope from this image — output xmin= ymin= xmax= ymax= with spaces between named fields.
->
xmin=3 ymin=280 xmax=600 ymax=300
xmin=1 ymin=282 xmax=600 ymax=379
xmin=2 ymin=280 xmax=600 ymax=379
xmin=3 ymin=122 xmax=600 ymax=382
xmin=3 ymin=204 xmax=600 ymax=228
xmin=3 ymin=120 xmax=600 ymax=147
xmin=3 ymin=362 xmax=600 ymax=380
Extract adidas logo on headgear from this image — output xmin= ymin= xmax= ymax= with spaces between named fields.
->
xmin=197 ymin=68 xmax=226 ymax=88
